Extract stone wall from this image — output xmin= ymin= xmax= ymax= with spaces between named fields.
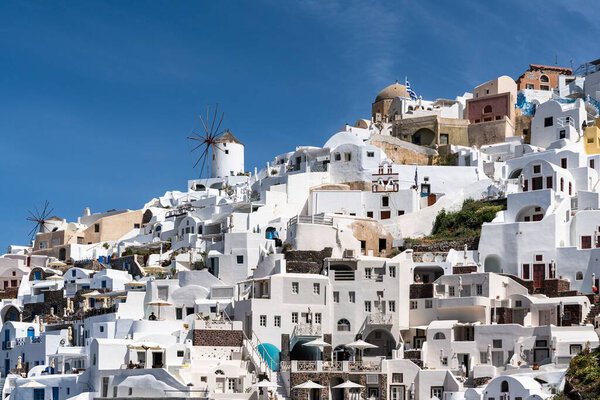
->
xmin=23 ymin=290 xmax=66 ymax=322
xmin=370 ymin=137 xmax=435 ymax=165
xmin=467 ymin=118 xmax=514 ymax=148
xmin=286 ymin=261 xmax=321 ymax=274
xmin=453 ymin=266 xmax=478 ymax=274
xmin=193 ymin=329 xmax=243 ymax=347
xmin=410 ymin=283 xmax=434 ymax=299
xmin=0 ymin=287 xmax=18 ymax=300
xmin=404 ymin=237 xmax=480 ymax=252
xmin=110 ymin=255 xmax=145 ymax=277
xmin=284 ymin=248 xmax=333 ymax=274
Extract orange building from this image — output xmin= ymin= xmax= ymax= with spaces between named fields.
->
xmin=516 ymin=64 xmax=572 ymax=91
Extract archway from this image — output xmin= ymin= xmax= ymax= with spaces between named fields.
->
xmin=290 ymin=339 xmax=320 ymax=361
xmin=332 ymin=345 xmax=352 ymax=362
xmin=330 ymin=377 xmax=345 ymax=400
xmin=508 ymin=168 xmax=523 ymax=179
xmin=516 ymin=205 xmax=545 ymax=222
xmin=484 ymin=255 xmax=502 ymax=273
xmin=2 ymin=305 xmax=20 ymax=322
xmin=412 ymin=128 xmax=436 ymax=146
xmin=364 ymin=329 xmax=396 ymax=358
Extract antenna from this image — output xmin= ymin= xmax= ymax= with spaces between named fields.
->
xmin=187 ymin=104 xmax=227 ymax=179
xmin=26 ymin=200 xmax=54 ymax=242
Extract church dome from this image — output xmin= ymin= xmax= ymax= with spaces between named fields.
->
xmin=375 ymin=82 xmax=407 ymax=102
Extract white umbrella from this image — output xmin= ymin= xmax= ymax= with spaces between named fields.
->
xmin=293 ymin=380 xmax=325 ymax=389
xmin=146 ymin=299 xmax=172 ymax=320
xmin=332 ymin=381 xmax=363 ymax=389
xmin=303 ymin=338 xmax=330 ymax=361
xmin=254 ymin=379 xmax=279 ymax=388
xmin=346 ymin=339 xmax=377 ymax=361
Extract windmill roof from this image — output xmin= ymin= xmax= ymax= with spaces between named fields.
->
xmin=216 ymin=130 xmax=242 ymax=145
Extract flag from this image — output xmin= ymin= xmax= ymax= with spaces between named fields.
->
xmin=405 ymin=77 xmax=418 ymax=100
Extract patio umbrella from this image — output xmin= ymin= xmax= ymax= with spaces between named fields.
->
xmin=303 ymin=338 xmax=330 ymax=361
xmin=346 ymin=339 xmax=378 ymax=361
xmin=293 ymin=380 xmax=324 ymax=400
xmin=293 ymin=380 xmax=325 ymax=389
xmin=253 ymin=379 xmax=279 ymax=388
xmin=332 ymin=381 xmax=363 ymax=389
xmin=146 ymin=299 xmax=172 ymax=320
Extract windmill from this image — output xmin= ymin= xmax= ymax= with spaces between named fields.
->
xmin=187 ymin=104 xmax=227 ymax=178
xmin=26 ymin=200 xmax=54 ymax=242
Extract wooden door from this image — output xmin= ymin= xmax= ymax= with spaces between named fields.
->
xmin=533 ymin=264 xmax=545 ymax=289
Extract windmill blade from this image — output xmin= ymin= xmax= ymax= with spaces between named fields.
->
xmin=199 ymin=113 xmax=210 ymax=135
xmin=193 ymin=146 xmax=209 ymax=169
xmin=198 ymin=148 xmax=208 ymax=179
xmin=28 ymin=224 xmax=39 ymax=240
xmin=213 ymin=111 xmax=225 ymax=136
xmin=209 ymin=103 xmax=219 ymax=135
xmin=190 ymin=141 xmax=205 ymax=153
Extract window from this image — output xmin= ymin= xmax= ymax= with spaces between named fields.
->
xmin=533 ymin=164 xmax=541 ymax=174
xmin=576 ymin=271 xmax=584 ymax=280
xmin=559 ymin=129 xmax=566 ymax=139
xmin=476 ymin=284 xmax=483 ymax=295
xmin=333 ymin=291 xmax=339 ymax=303
xmin=561 ymin=158 xmax=568 ymax=169
xmin=440 ymin=133 xmax=449 ymax=145
xmin=274 ymin=315 xmax=281 ymax=327
xmin=380 ymin=210 xmax=391 ymax=219
xmin=544 ymin=117 xmax=553 ymax=127
xmin=382 ymin=196 xmax=389 ymax=207
xmin=344 ymin=152 xmax=352 ymax=161
xmin=177 ymin=350 xmax=184 ymax=357
xmin=348 ymin=291 xmax=355 ymax=303
xmin=540 ymin=74 xmax=549 ymax=83
xmin=365 ymin=301 xmax=372 ymax=312
xmin=313 ymin=283 xmax=320 ymax=295
xmin=176 ymin=308 xmax=183 ymax=320
xmin=33 ymin=389 xmax=44 ymax=400
xmin=560 ymin=177 xmax=564 ymax=191
xmin=431 ymin=387 xmax=444 ymax=398
xmin=449 ymin=286 xmax=455 ymax=296
xmin=591 ymin=159 xmax=596 ymax=169
xmin=570 ymin=344 xmax=582 ymax=355
xmin=546 ymin=176 xmax=553 ymax=189
xmin=227 ymin=379 xmax=235 ymax=391
xmin=389 ymin=266 xmax=396 ymax=277
xmin=260 ymin=315 xmax=266 ymax=327
xmin=493 ymin=339 xmax=502 ymax=348
xmin=365 ymin=268 xmax=372 ymax=279
xmin=392 ymin=373 xmax=403 ymax=383
xmin=292 ymin=312 xmax=298 ymax=324
xmin=425 ymin=299 xmax=433 ymax=308
xmin=186 ymin=307 xmax=194 ymax=316
xmin=99 ymin=325 xmax=104 ymax=333
xmin=433 ymin=332 xmax=446 ymax=340
xmin=582 ymin=236 xmax=592 ymax=249
xmin=236 ymin=255 xmax=244 ymax=264
xmin=526 ymin=83 xmax=534 ymax=89
xmin=501 ymin=380 xmax=510 ymax=392
xmin=114 ymin=387 xmax=118 ymax=398
xmin=541 ymin=85 xmax=550 ymax=91
xmin=366 ymin=211 xmax=373 ymax=218
xmin=515 ymin=300 xmax=522 ymax=307
xmin=337 ymin=318 xmax=351 ymax=331
xmin=535 ymin=254 xmax=543 ymax=261
xmin=366 ymin=151 xmax=375 ymax=158
xmin=523 ymin=264 xmax=530 ymax=280
xmin=589 ymin=137 xmax=595 ymax=144
xmin=94 ymin=223 xmax=100 ymax=233
xmin=397 ymin=210 xmax=405 ymax=216
xmin=410 ymin=301 xmax=418 ymax=310
xmin=388 ymin=301 xmax=396 ymax=312
xmin=315 ymin=313 xmax=321 ymax=324
xmin=569 ymin=182 xmax=572 ymax=195
xmin=483 ymin=105 xmax=492 ymax=114
xmin=334 ymin=153 xmax=341 ymax=161
xmin=532 ymin=176 xmax=543 ymax=190
xmin=292 ymin=282 xmax=299 ymax=294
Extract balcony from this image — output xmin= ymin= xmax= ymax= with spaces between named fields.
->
xmin=293 ymin=323 xmax=322 ymax=337
xmin=367 ymin=313 xmax=393 ymax=326
xmin=281 ymin=360 xmax=381 ymax=373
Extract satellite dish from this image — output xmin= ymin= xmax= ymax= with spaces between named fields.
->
xmin=422 ymin=252 xmax=434 ymax=262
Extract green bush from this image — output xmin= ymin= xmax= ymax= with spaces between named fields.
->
xmin=430 ymin=199 xmax=503 ymax=240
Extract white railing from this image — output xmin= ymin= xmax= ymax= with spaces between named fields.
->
xmin=292 ymin=323 xmax=321 ymax=337
xmin=367 ymin=313 xmax=393 ymax=325
xmin=281 ymin=360 xmax=381 ymax=373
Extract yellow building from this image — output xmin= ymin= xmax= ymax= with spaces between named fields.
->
xmin=584 ymin=119 xmax=600 ymax=154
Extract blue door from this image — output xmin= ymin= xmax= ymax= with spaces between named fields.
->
xmin=27 ymin=327 xmax=35 ymax=338
xmin=52 ymin=386 xmax=59 ymax=400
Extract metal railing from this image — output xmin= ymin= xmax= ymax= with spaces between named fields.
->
xmin=282 ymin=360 xmax=381 ymax=373
xmin=287 ymin=214 xmax=333 ymax=227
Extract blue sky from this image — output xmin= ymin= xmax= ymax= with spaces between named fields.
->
xmin=0 ymin=0 xmax=598 ymax=250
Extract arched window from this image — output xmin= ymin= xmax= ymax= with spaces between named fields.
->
xmin=540 ymin=75 xmax=549 ymax=83
xmin=576 ymin=271 xmax=583 ymax=280
xmin=337 ymin=319 xmax=351 ymax=332
xmin=501 ymin=380 xmax=509 ymax=392
xmin=483 ymin=105 xmax=493 ymax=114
xmin=433 ymin=332 xmax=446 ymax=340
xmin=215 ymin=369 xmax=225 ymax=375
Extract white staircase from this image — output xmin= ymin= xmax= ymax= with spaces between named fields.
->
xmin=274 ymin=371 xmax=289 ymax=400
